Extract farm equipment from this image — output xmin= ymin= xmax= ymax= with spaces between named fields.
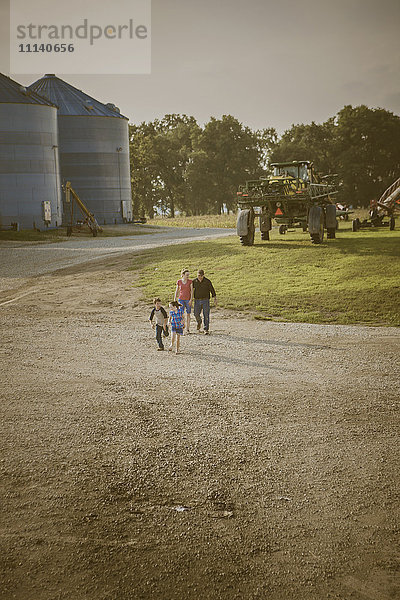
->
xmin=63 ymin=181 xmax=103 ymax=237
xmin=352 ymin=177 xmax=400 ymax=232
xmin=236 ymin=161 xmax=338 ymax=245
xmin=336 ymin=203 xmax=353 ymax=221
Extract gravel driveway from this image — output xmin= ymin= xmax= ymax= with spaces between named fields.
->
xmin=0 ymin=226 xmax=234 ymax=291
xmin=1 ymin=236 xmax=399 ymax=600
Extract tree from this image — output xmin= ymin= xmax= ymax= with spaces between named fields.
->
xmin=270 ymin=106 xmax=400 ymax=207
xmin=130 ymin=115 xmax=200 ymax=218
xmin=334 ymin=105 xmax=400 ymax=206
xmin=131 ymin=105 xmax=400 ymax=217
xmin=255 ymin=127 xmax=279 ymax=172
xmin=270 ymin=119 xmax=337 ymax=175
xmin=188 ymin=115 xmax=262 ymax=214
xmin=130 ymin=121 xmax=158 ymax=218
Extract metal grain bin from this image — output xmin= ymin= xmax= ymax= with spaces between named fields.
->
xmin=29 ymin=75 xmax=131 ymax=225
xmin=0 ymin=73 xmax=62 ymax=230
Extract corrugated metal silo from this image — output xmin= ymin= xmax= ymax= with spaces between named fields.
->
xmin=0 ymin=73 xmax=62 ymax=230
xmin=29 ymin=74 xmax=132 ymax=225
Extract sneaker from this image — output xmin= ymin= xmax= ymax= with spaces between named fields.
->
xmin=204 ymin=330 xmax=209 ymax=335
xmin=157 ymin=347 xmax=164 ymax=351
xmin=196 ymin=323 xmax=201 ymax=331
xmin=168 ymin=345 xmax=173 ymax=351
xmin=175 ymin=350 xmax=180 ymax=355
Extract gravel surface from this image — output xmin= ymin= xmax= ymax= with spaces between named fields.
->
xmin=0 ymin=226 xmax=234 ymax=290
xmin=0 ymin=245 xmax=399 ymax=600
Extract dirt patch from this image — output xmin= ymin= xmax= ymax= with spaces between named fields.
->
xmin=1 ymin=253 xmax=399 ymax=600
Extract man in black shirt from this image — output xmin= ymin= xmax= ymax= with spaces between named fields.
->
xmin=193 ymin=269 xmax=217 ymax=334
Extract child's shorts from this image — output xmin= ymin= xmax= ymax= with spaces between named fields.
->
xmin=172 ymin=327 xmax=184 ymax=335
xmin=179 ymin=299 xmax=191 ymax=314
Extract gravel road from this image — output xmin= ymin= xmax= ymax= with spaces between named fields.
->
xmin=0 ymin=226 xmax=234 ymax=291
xmin=1 ymin=235 xmax=399 ymax=600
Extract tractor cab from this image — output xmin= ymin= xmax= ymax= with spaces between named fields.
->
xmin=271 ymin=161 xmax=312 ymax=182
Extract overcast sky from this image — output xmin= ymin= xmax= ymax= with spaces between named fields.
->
xmin=1 ymin=0 xmax=399 ymax=132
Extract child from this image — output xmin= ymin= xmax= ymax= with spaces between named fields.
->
xmin=174 ymin=268 xmax=193 ymax=333
xmin=149 ymin=298 xmax=168 ymax=351
xmin=168 ymin=300 xmax=184 ymax=354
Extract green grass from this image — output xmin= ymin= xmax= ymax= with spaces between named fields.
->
xmin=151 ymin=209 xmax=369 ymax=230
xmin=0 ymin=224 xmax=155 ymax=243
xmin=0 ymin=228 xmax=66 ymax=242
xmin=129 ymin=221 xmax=400 ymax=326
xmin=152 ymin=214 xmax=237 ymax=229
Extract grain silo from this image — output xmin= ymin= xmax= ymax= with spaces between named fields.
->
xmin=29 ymin=75 xmax=132 ymax=225
xmin=0 ymin=73 xmax=62 ymax=230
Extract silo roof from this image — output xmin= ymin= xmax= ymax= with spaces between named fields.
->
xmin=0 ymin=72 xmax=57 ymax=106
xmin=28 ymin=74 xmax=128 ymax=119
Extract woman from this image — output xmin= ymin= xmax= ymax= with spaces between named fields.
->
xmin=174 ymin=268 xmax=193 ymax=334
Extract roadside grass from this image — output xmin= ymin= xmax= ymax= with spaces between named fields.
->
xmin=0 ymin=224 xmax=155 ymax=243
xmin=0 ymin=228 xmax=66 ymax=242
xmin=129 ymin=221 xmax=400 ymax=326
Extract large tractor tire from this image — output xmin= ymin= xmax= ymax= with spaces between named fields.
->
xmin=327 ymin=228 xmax=336 ymax=239
xmin=260 ymin=214 xmax=271 ymax=242
xmin=308 ymin=206 xmax=324 ymax=244
xmin=390 ymin=216 xmax=395 ymax=230
xmin=325 ymin=204 xmax=337 ymax=239
xmin=237 ymin=208 xmax=255 ymax=246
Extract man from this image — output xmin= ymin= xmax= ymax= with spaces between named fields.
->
xmin=193 ymin=269 xmax=217 ymax=335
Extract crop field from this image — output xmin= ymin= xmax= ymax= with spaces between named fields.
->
xmin=131 ymin=221 xmax=400 ymax=326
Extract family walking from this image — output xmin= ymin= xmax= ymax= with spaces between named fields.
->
xmin=149 ymin=268 xmax=217 ymax=354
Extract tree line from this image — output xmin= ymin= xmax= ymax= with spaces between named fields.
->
xmin=129 ymin=105 xmax=400 ymax=217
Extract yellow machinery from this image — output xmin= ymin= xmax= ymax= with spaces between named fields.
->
xmin=63 ymin=181 xmax=102 ymax=237
xmin=236 ymin=161 xmax=337 ymax=245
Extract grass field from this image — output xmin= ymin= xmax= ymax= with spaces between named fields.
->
xmin=0 ymin=224 xmax=155 ymax=243
xmin=152 ymin=214 xmax=237 ymax=228
xmin=130 ymin=221 xmax=400 ymax=326
xmin=151 ymin=210 xmax=369 ymax=229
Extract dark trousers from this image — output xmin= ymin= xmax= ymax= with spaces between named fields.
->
xmin=155 ymin=325 xmax=164 ymax=348
xmin=194 ymin=299 xmax=210 ymax=331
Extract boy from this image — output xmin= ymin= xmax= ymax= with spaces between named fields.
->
xmin=174 ymin=268 xmax=193 ymax=333
xmin=168 ymin=300 xmax=184 ymax=354
xmin=149 ymin=298 xmax=168 ymax=351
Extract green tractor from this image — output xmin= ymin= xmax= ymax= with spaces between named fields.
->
xmin=236 ymin=161 xmax=338 ymax=245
